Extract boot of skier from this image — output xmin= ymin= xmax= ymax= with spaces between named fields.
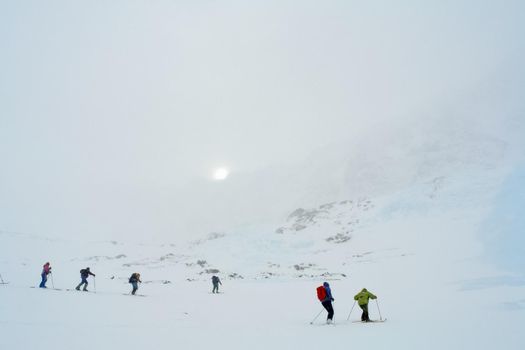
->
xmin=39 ymin=262 xmax=52 ymax=288
xmin=320 ymin=282 xmax=335 ymax=324
xmin=129 ymin=273 xmax=142 ymax=295
xmin=354 ymin=288 xmax=377 ymax=322
xmin=76 ymin=267 xmax=96 ymax=291
xmin=211 ymin=275 xmax=222 ymax=293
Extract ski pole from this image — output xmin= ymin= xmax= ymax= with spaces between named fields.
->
xmin=0 ymin=274 xmax=4 ymax=284
xmin=376 ymin=299 xmax=383 ymax=321
xmin=50 ymin=273 xmax=55 ymax=289
xmin=94 ymin=277 xmax=97 ymax=293
xmin=346 ymin=301 xmax=356 ymax=321
xmin=309 ymin=309 xmax=324 ymax=325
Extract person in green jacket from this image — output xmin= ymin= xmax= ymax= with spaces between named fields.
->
xmin=354 ymin=288 xmax=377 ymax=322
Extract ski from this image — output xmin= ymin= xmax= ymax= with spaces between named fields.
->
xmin=65 ymin=288 xmax=95 ymax=293
xmin=122 ymin=293 xmax=147 ymax=297
xmin=30 ymin=286 xmax=63 ymax=291
xmin=311 ymin=322 xmax=337 ymax=326
xmin=352 ymin=318 xmax=387 ymax=323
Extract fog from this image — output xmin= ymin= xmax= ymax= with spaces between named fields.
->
xmin=1 ymin=0 xmax=524 ymax=242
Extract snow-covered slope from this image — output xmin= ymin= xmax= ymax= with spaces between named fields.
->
xmin=1 ymin=163 xmax=524 ymax=349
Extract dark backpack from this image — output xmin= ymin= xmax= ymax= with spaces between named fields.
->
xmin=80 ymin=269 xmax=87 ymax=275
xmin=316 ymin=286 xmax=327 ymax=301
xmin=129 ymin=274 xmax=136 ymax=283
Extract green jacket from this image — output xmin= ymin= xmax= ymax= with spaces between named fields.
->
xmin=354 ymin=288 xmax=377 ymax=306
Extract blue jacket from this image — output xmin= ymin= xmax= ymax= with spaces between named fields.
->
xmin=323 ymin=283 xmax=334 ymax=302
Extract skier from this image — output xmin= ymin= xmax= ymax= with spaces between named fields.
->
xmin=354 ymin=288 xmax=377 ymax=322
xmin=76 ymin=267 xmax=96 ymax=291
xmin=211 ymin=275 xmax=222 ymax=293
xmin=129 ymin=273 xmax=142 ymax=295
xmin=39 ymin=262 xmax=52 ymax=288
xmin=317 ymin=282 xmax=335 ymax=324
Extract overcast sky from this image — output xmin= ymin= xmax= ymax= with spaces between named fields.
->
xmin=1 ymin=0 xmax=524 ymax=241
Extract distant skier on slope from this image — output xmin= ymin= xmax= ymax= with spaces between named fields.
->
xmin=317 ymin=282 xmax=335 ymax=324
xmin=354 ymin=288 xmax=377 ymax=322
xmin=129 ymin=273 xmax=142 ymax=295
xmin=76 ymin=267 xmax=96 ymax=291
xmin=39 ymin=262 xmax=52 ymax=288
xmin=211 ymin=275 xmax=222 ymax=293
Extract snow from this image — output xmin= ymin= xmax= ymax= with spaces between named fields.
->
xmin=1 ymin=1 xmax=524 ymax=348
xmin=1 ymin=168 xmax=524 ymax=350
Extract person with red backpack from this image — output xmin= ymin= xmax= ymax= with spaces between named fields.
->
xmin=317 ymin=282 xmax=335 ymax=324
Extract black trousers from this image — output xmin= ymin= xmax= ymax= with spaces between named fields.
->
xmin=321 ymin=300 xmax=334 ymax=320
xmin=359 ymin=304 xmax=370 ymax=321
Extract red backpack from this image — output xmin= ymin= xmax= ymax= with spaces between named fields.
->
xmin=316 ymin=286 xmax=326 ymax=301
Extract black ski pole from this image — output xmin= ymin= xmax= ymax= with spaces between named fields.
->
xmin=310 ymin=309 xmax=324 ymax=324
xmin=346 ymin=301 xmax=356 ymax=321
xmin=50 ymin=273 xmax=55 ymax=289
xmin=376 ymin=299 xmax=383 ymax=321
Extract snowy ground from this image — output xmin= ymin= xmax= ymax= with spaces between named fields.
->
xmin=1 ymin=278 xmax=524 ymax=349
xmin=1 ymin=171 xmax=524 ymax=350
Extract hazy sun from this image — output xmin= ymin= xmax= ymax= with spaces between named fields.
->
xmin=213 ymin=167 xmax=230 ymax=181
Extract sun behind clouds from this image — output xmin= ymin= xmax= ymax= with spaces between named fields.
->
xmin=212 ymin=167 xmax=230 ymax=181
